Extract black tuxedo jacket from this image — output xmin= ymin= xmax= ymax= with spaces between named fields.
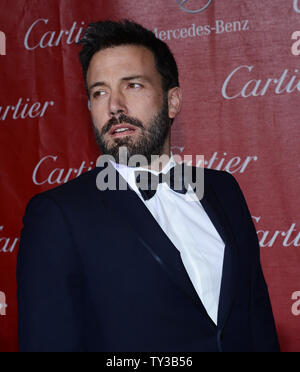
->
xmin=17 ymin=162 xmax=280 ymax=352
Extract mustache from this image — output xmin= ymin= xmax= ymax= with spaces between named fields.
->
xmin=102 ymin=113 xmax=144 ymax=135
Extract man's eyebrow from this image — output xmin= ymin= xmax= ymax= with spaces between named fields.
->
xmin=88 ymin=81 xmax=106 ymax=93
xmin=88 ymin=75 xmax=153 ymax=94
xmin=88 ymin=75 xmax=151 ymax=91
xmin=121 ymin=75 xmax=151 ymax=82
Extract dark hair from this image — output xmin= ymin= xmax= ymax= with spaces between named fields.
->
xmin=78 ymin=19 xmax=179 ymax=97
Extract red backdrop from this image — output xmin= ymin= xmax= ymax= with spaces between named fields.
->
xmin=0 ymin=0 xmax=299 ymax=352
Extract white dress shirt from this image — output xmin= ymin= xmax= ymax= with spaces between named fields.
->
xmin=109 ymin=154 xmax=225 ymax=325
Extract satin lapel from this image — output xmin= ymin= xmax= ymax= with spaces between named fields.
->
xmin=200 ymin=170 xmax=238 ymax=329
xmin=93 ymin=163 xmax=212 ymax=319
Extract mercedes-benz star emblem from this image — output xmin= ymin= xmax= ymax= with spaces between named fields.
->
xmin=176 ymin=0 xmax=213 ymax=14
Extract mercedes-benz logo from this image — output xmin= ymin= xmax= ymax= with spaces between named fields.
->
xmin=176 ymin=0 xmax=213 ymax=14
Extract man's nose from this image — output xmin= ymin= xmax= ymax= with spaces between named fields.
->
xmin=108 ymin=90 xmax=127 ymax=117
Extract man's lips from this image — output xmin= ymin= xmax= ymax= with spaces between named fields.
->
xmin=109 ymin=124 xmax=138 ymax=137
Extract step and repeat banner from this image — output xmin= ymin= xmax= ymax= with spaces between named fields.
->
xmin=0 ymin=0 xmax=299 ymax=352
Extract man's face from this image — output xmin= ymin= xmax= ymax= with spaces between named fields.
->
xmin=86 ymin=45 xmax=177 ymax=165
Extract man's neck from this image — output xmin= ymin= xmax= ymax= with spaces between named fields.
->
xmin=143 ymin=138 xmax=172 ymax=172
xmin=143 ymin=151 xmax=172 ymax=172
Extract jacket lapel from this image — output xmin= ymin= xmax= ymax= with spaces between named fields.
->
xmin=200 ymin=172 xmax=238 ymax=329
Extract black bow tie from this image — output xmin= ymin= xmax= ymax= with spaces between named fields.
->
xmin=134 ymin=163 xmax=189 ymax=201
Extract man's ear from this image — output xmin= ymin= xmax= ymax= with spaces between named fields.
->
xmin=88 ymin=100 xmax=91 ymax=111
xmin=168 ymin=87 xmax=182 ymax=119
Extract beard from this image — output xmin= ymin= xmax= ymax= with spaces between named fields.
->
xmin=92 ymin=94 xmax=171 ymax=166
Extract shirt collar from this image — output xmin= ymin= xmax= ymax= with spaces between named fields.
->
xmin=109 ymin=152 xmax=177 ymax=194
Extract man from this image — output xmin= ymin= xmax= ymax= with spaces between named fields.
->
xmin=17 ymin=20 xmax=280 ymax=352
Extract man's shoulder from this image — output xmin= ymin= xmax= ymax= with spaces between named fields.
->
xmin=30 ymin=167 xmax=101 ymax=206
xmin=200 ymin=167 xmax=249 ymax=212
xmin=194 ymin=166 xmax=238 ymax=186
xmin=202 ymin=167 xmax=230 ymax=179
xmin=199 ymin=167 xmax=244 ymax=198
xmin=22 ymin=166 xmax=114 ymax=227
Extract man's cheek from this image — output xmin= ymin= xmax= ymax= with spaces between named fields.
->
xmin=92 ymin=117 xmax=105 ymax=135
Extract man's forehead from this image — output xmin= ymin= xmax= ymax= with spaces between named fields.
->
xmin=88 ymin=45 xmax=157 ymax=75
xmin=94 ymin=44 xmax=154 ymax=59
xmin=87 ymin=44 xmax=161 ymax=86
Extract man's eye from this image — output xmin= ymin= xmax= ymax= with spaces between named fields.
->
xmin=128 ymin=83 xmax=142 ymax=89
xmin=92 ymin=90 xmax=106 ymax=99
